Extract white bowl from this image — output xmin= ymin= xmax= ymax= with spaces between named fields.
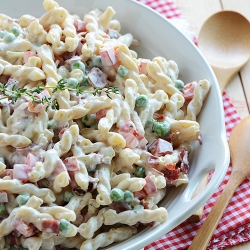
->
xmin=1 ymin=1 xmax=230 ymax=249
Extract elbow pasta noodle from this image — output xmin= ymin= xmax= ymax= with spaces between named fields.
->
xmin=0 ymin=1 xmax=211 ymax=249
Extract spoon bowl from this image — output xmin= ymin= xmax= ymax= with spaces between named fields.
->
xmin=188 ymin=116 xmax=250 ymax=250
xmin=198 ymin=11 xmax=250 ymax=92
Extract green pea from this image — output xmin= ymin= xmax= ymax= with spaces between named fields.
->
xmin=65 ymin=78 xmax=78 ymax=89
xmin=0 ymin=203 xmax=6 ymax=215
xmin=0 ymin=30 xmax=7 ymax=38
xmin=133 ymin=204 xmax=144 ymax=211
xmin=10 ymin=26 xmax=20 ymax=37
xmin=9 ymin=247 xmax=28 ymax=250
xmin=3 ymin=32 xmax=15 ymax=43
xmin=153 ymin=121 xmax=170 ymax=137
xmin=63 ymin=190 xmax=74 ymax=202
xmin=79 ymin=75 xmax=90 ymax=87
xmin=145 ymin=118 xmax=155 ymax=130
xmin=82 ymin=114 xmax=96 ymax=127
xmin=175 ymin=79 xmax=184 ymax=91
xmin=123 ymin=190 xmax=134 ymax=203
xmin=134 ymin=166 xmax=146 ymax=178
xmin=135 ymin=95 xmax=148 ymax=108
xmin=0 ymin=156 xmax=5 ymax=164
xmin=59 ymin=219 xmax=71 ymax=234
xmin=91 ymin=56 xmax=102 ymax=68
xmin=110 ymin=188 xmax=124 ymax=202
xmin=16 ymin=193 xmax=30 ymax=205
xmin=117 ymin=65 xmax=128 ymax=78
xmin=47 ymin=119 xmax=56 ymax=129
xmin=70 ymin=61 xmax=85 ymax=72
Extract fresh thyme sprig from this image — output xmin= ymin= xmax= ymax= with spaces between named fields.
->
xmin=0 ymin=80 xmax=119 ymax=110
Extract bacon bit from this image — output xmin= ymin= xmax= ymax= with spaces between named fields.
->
xmin=24 ymin=51 xmax=38 ymax=64
xmin=73 ymin=19 xmax=86 ymax=32
xmin=54 ymin=54 xmax=64 ymax=66
xmin=183 ymin=81 xmax=197 ymax=102
xmin=133 ymin=189 xmax=147 ymax=199
xmin=73 ymin=186 xmax=86 ymax=196
xmin=58 ymin=127 xmax=67 ymax=140
xmin=28 ymin=90 xmax=50 ymax=113
xmin=138 ymin=59 xmax=149 ymax=75
xmin=0 ymin=169 xmax=13 ymax=179
xmin=96 ymin=108 xmax=109 ymax=120
xmin=88 ymin=67 xmax=108 ymax=89
xmin=25 ymin=153 xmax=39 ymax=170
xmin=0 ymin=191 xmax=8 ymax=203
xmin=143 ymin=175 xmax=158 ymax=196
xmin=148 ymin=138 xmax=173 ymax=156
xmin=162 ymin=163 xmax=180 ymax=181
xmin=63 ymin=156 xmax=80 ymax=172
xmin=178 ymin=146 xmax=189 ymax=174
xmin=41 ymin=219 xmax=60 ymax=234
xmin=100 ymin=47 xmax=119 ymax=67
xmin=13 ymin=164 xmax=29 ymax=181
xmin=8 ymin=231 xmax=20 ymax=248
xmin=140 ymin=200 xmax=149 ymax=209
xmin=12 ymin=218 xmax=36 ymax=237
xmin=110 ymin=202 xmax=130 ymax=213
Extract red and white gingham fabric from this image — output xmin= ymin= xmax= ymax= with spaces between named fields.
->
xmin=137 ymin=0 xmax=250 ymax=249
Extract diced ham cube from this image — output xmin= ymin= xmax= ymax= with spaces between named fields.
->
xmin=143 ymin=175 xmax=158 ymax=196
xmin=49 ymin=159 xmax=70 ymax=181
xmin=25 ymin=153 xmax=39 ymax=170
xmin=0 ymin=191 xmax=8 ymax=203
xmin=107 ymin=28 xmax=118 ymax=39
xmin=96 ymin=108 xmax=108 ymax=120
xmin=13 ymin=164 xmax=29 ymax=181
xmin=12 ymin=218 xmax=35 ymax=237
xmin=88 ymin=67 xmax=108 ymax=89
xmin=183 ymin=81 xmax=197 ymax=102
xmin=41 ymin=219 xmax=60 ymax=234
xmin=58 ymin=127 xmax=67 ymax=140
xmin=24 ymin=51 xmax=38 ymax=64
xmin=147 ymin=155 xmax=160 ymax=167
xmin=138 ymin=59 xmax=149 ymax=75
xmin=148 ymin=138 xmax=173 ymax=156
xmin=73 ymin=19 xmax=86 ymax=32
xmin=63 ymin=156 xmax=80 ymax=172
xmin=100 ymin=47 xmax=118 ymax=67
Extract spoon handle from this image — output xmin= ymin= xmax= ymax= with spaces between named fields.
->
xmin=188 ymin=170 xmax=244 ymax=250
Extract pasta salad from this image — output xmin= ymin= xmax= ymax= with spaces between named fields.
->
xmin=0 ymin=0 xmax=211 ymax=249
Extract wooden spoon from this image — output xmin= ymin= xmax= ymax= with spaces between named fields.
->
xmin=198 ymin=10 xmax=250 ymax=92
xmin=188 ymin=116 xmax=250 ymax=250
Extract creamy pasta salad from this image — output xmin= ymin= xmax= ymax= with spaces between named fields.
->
xmin=0 ymin=0 xmax=211 ymax=249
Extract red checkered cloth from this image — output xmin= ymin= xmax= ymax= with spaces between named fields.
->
xmin=137 ymin=0 xmax=250 ymax=249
